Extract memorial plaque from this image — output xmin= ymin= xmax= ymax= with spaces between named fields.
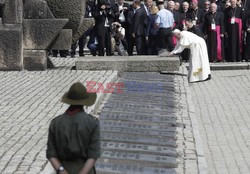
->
xmin=107 ymin=97 xmax=176 ymax=104
xmin=104 ymin=102 xmax=176 ymax=111
xmin=98 ymin=72 xmax=179 ymax=172
xmin=101 ymin=142 xmax=177 ymax=157
xmin=99 ymin=112 xmax=177 ymax=123
xmin=101 ymin=126 xmax=176 ymax=139
xmin=95 ymin=163 xmax=177 ymax=174
xmin=99 ymin=150 xmax=177 ymax=168
xmin=101 ymin=133 xmax=177 ymax=147
xmin=100 ymin=120 xmax=176 ymax=132
xmin=101 ymin=107 xmax=175 ymax=116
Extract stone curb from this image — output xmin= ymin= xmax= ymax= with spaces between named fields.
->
xmin=40 ymin=71 xmax=119 ymax=174
xmin=184 ymin=62 xmax=250 ymax=70
xmin=182 ymin=66 xmax=208 ymax=174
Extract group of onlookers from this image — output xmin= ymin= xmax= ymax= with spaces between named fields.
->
xmin=52 ymin=0 xmax=250 ymax=62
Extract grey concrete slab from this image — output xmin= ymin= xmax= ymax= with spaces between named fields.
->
xmin=99 ymin=151 xmax=177 ymax=168
xmin=183 ymin=62 xmax=250 ymax=70
xmin=101 ymin=132 xmax=177 ymax=147
xmin=95 ymin=163 xmax=176 ymax=174
xmin=101 ymin=126 xmax=176 ymax=139
xmin=101 ymin=142 xmax=177 ymax=157
xmin=23 ymin=50 xmax=47 ymax=71
xmin=76 ymin=56 xmax=180 ymax=72
xmin=100 ymin=120 xmax=176 ymax=132
xmin=99 ymin=112 xmax=177 ymax=123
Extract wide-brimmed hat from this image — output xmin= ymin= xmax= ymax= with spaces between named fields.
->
xmin=61 ymin=82 xmax=97 ymax=106
xmin=151 ymin=5 xmax=159 ymax=14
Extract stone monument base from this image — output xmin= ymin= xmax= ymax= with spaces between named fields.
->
xmin=76 ymin=56 xmax=180 ymax=72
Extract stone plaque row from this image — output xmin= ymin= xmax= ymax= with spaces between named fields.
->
xmin=95 ymin=162 xmax=177 ymax=174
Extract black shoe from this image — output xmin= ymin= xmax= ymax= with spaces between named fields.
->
xmin=71 ymin=54 xmax=75 ymax=58
xmin=79 ymin=54 xmax=85 ymax=57
xmin=205 ymin=74 xmax=211 ymax=81
xmin=60 ymin=54 xmax=67 ymax=58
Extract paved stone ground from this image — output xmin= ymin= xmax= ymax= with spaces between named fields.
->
xmin=190 ymin=70 xmax=250 ymax=174
xmin=0 ymin=57 xmax=118 ymax=174
xmin=0 ymin=56 xmax=207 ymax=174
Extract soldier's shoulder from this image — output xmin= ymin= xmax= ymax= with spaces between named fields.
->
xmin=50 ymin=113 xmax=66 ymax=123
xmin=86 ymin=113 xmax=99 ymax=122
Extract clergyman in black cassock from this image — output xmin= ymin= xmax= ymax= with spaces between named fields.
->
xmin=204 ymin=3 xmax=225 ymax=62
xmin=244 ymin=13 xmax=250 ymax=61
xmin=224 ymin=0 xmax=243 ymax=62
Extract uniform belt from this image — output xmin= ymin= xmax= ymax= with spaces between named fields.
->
xmin=61 ymin=157 xmax=86 ymax=163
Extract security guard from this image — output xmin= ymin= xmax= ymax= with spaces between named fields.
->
xmin=46 ymin=82 xmax=101 ymax=174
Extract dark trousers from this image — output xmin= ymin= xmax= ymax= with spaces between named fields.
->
xmin=127 ymin=33 xmax=135 ymax=56
xmin=157 ymin=27 xmax=174 ymax=52
xmin=148 ymin=34 xmax=158 ymax=55
xmin=71 ymin=43 xmax=78 ymax=56
xmin=245 ymin=32 xmax=250 ymax=61
xmin=71 ymin=28 xmax=91 ymax=56
xmin=135 ymin=35 xmax=146 ymax=55
xmin=71 ymin=36 xmax=86 ymax=56
xmin=78 ymin=35 xmax=87 ymax=55
xmin=52 ymin=50 xmax=68 ymax=57
xmin=97 ymin=28 xmax=112 ymax=56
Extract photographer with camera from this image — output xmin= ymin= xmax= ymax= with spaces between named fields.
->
xmin=93 ymin=0 xmax=115 ymax=56
xmin=113 ymin=0 xmax=130 ymax=50
xmin=112 ymin=22 xmax=127 ymax=56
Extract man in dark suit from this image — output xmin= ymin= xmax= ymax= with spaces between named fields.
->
xmin=132 ymin=0 xmax=147 ymax=55
xmin=127 ymin=5 xmax=136 ymax=55
xmin=93 ymin=0 xmax=115 ymax=56
xmin=141 ymin=0 xmax=153 ymax=54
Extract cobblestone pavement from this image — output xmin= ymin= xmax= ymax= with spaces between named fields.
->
xmin=190 ymin=70 xmax=250 ymax=174
xmin=0 ymin=58 xmax=118 ymax=174
xmin=94 ymin=70 xmax=203 ymax=174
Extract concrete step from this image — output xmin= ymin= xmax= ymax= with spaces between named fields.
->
xmin=100 ymin=125 xmax=176 ymax=139
xmin=100 ymin=120 xmax=176 ymax=132
xmin=98 ymin=150 xmax=177 ymax=168
xmin=99 ymin=112 xmax=176 ymax=123
xmin=95 ymin=162 xmax=177 ymax=174
xmin=103 ymin=101 xmax=176 ymax=111
xmin=100 ymin=142 xmax=177 ymax=157
xmin=183 ymin=62 xmax=250 ymax=70
xmin=101 ymin=132 xmax=177 ymax=147
xmin=101 ymin=107 xmax=175 ymax=117
xmin=75 ymin=56 xmax=180 ymax=72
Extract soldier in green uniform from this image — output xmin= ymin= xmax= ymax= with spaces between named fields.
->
xmin=46 ymin=82 xmax=101 ymax=174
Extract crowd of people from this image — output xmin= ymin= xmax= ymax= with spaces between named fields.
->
xmin=52 ymin=0 xmax=250 ymax=62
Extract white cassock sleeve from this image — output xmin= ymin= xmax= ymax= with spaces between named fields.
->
xmin=172 ymin=32 xmax=193 ymax=54
xmin=172 ymin=42 xmax=187 ymax=54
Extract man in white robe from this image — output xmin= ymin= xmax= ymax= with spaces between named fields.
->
xmin=169 ymin=29 xmax=211 ymax=83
